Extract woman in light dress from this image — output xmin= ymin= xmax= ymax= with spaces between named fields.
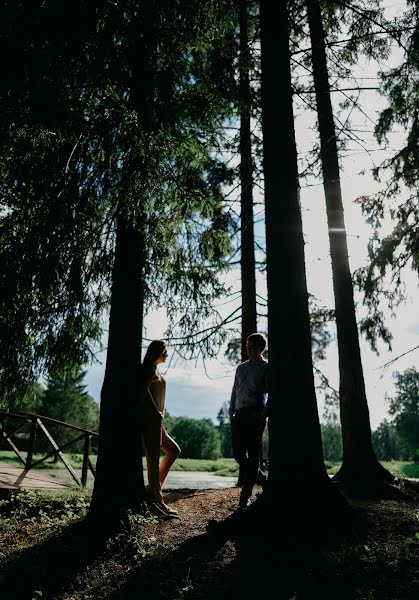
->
xmin=140 ymin=340 xmax=180 ymax=516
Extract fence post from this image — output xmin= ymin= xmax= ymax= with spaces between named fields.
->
xmin=26 ymin=416 xmax=38 ymax=469
xmin=81 ymin=434 xmax=91 ymax=487
xmin=0 ymin=413 xmax=6 ymax=450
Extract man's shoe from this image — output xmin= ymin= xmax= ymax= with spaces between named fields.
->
xmin=238 ymin=498 xmax=251 ymax=510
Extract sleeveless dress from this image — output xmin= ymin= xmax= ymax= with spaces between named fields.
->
xmin=149 ymin=366 xmax=166 ymax=415
xmin=141 ymin=361 xmax=180 ymax=509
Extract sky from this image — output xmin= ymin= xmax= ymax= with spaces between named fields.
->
xmin=84 ymin=0 xmax=418 ymax=431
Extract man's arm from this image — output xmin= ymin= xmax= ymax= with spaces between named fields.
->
xmin=262 ymin=363 xmax=269 ymax=419
xmin=229 ymin=368 xmax=238 ymax=421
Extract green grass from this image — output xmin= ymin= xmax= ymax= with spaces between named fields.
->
xmin=178 ymin=458 xmax=419 ymax=481
xmin=381 ymin=460 xmax=419 ymax=479
xmin=325 ymin=460 xmax=419 ymax=479
xmin=0 ymin=488 xmax=91 ymax=528
xmin=169 ymin=458 xmax=239 ymax=477
xmin=0 ymin=451 xmax=240 ymax=477
xmin=1 ymin=450 xmax=418 ymax=480
xmin=0 ymin=450 xmax=98 ymax=470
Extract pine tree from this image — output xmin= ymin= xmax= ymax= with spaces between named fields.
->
xmin=305 ymin=0 xmax=394 ymax=493
xmin=259 ymin=0 xmax=347 ymax=520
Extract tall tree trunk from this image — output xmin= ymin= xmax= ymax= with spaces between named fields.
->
xmin=239 ymin=0 xmax=257 ymax=362
xmin=236 ymin=0 xmax=258 ymax=488
xmin=89 ymin=219 xmax=146 ymax=522
xmin=89 ymin=4 xmax=156 ymax=523
xmin=305 ymin=0 xmax=393 ymax=491
xmin=260 ymin=0 xmax=343 ymax=514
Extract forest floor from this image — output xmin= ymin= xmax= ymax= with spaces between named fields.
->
xmin=1 ymin=481 xmax=419 ymax=599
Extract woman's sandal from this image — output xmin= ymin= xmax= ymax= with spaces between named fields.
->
xmin=158 ymin=501 xmax=178 ymax=516
xmin=145 ymin=487 xmax=179 ymax=518
xmin=147 ymin=500 xmax=178 ymax=518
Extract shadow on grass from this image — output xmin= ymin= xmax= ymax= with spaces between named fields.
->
xmin=0 ymin=490 xmax=365 ymax=600
xmin=108 ymin=512 xmax=302 ymax=600
xmin=110 ymin=489 xmax=362 ymax=600
xmin=1 ymin=513 xmax=237 ymax=600
xmin=0 ymin=518 xmax=112 ymax=600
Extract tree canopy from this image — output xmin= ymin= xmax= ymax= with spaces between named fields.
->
xmin=0 ymin=0 xmax=238 ymax=399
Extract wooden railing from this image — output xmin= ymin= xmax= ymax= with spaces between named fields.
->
xmin=0 ymin=410 xmax=98 ymax=487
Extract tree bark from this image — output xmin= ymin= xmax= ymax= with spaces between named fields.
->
xmin=89 ymin=219 xmax=146 ymax=523
xmin=305 ymin=0 xmax=394 ymax=491
xmin=239 ymin=0 xmax=258 ymax=363
xmin=89 ymin=4 xmax=156 ymax=524
xmin=260 ymin=0 xmax=344 ymax=515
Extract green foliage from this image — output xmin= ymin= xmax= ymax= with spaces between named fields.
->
xmin=1 ymin=370 xmax=99 ymax=457
xmin=166 ymin=415 xmax=222 ymax=460
xmin=308 ymin=296 xmax=335 ymax=362
xmin=0 ymin=488 xmax=91 ymax=529
xmin=224 ymin=296 xmax=335 ymax=367
xmin=321 ymin=424 xmax=343 ymax=462
xmin=353 ymin=7 xmax=419 ymax=350
xmin=224 ymin=337 xmax=242 ymax=366
xmin=105 ymin=512 xmax=163 ymax=561
xmin=399 ymin=463 xmax=419 ymax=479
xmin=0 ymin=0 xmax=238 ymax=396
xmin=354 ymin=196 xmax=415 ymax=352
xmin=387 ymin=368 xmax=419 ymax=461
xmin=0 ymin=381 xmax=44 ymax=412
xmin=35 ymin=369 xmax=99 ymax=454
xmin=371 ymin=419 xmax=400 ymax=461
xmin=292 ymin=0 xmax=391 ymax=184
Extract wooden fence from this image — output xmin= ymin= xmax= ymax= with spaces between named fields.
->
xmin=0 ymin=410 xmax=98 ymax=487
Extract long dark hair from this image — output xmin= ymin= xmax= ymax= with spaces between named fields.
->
xmin=142 ymin=340 xmax=166 ymax=365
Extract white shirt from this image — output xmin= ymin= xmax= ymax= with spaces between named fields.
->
xmin=229 ymin=356 xmax=268 ymax=418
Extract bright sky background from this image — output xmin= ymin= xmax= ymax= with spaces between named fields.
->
xmin=84 ymin=0 xmax=418 ymax=430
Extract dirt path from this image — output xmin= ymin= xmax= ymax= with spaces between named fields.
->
xmin=2 ymin=484 xmax=419 ymax=599
xmin=117 ymin=484 xmax=419 ymax=600
xmin=113 ymin=486 xmax=256 ymax=600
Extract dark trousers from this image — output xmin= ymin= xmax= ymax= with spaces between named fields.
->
xmin=231 ymin=409 xmax=267 ymax=504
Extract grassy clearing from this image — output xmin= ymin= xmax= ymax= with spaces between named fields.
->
xmin=0 ymin=488 xmax=91 ymax=529
xmin=325 ymin=460 xmax=419 ymax=479
xmin=169 ymin=458 xmax=239 ymax=477
xmin=0 ymin=452 xmax=239 ymax=477
xmin=1 ymin=450 xmax=419 ymax=480
xmin=0 ymin=450 xmax=98 ymax=470
xmin=381 ymin=460 xmax=419 ymax=479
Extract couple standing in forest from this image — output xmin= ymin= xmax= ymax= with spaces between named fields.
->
xmin=141 ymin=332 xmax=269 ymax=517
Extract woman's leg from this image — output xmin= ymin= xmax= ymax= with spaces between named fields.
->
xmin=159 ymin=427 xmax=181 ymax=487
xmin=142 ymin=410 xmax=163 ymax=503
xmin=144 ymin=452 xmax=162 ymax=503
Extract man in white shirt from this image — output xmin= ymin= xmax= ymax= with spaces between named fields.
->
xmin=229 ymin=332 xmax=269 ymax=509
